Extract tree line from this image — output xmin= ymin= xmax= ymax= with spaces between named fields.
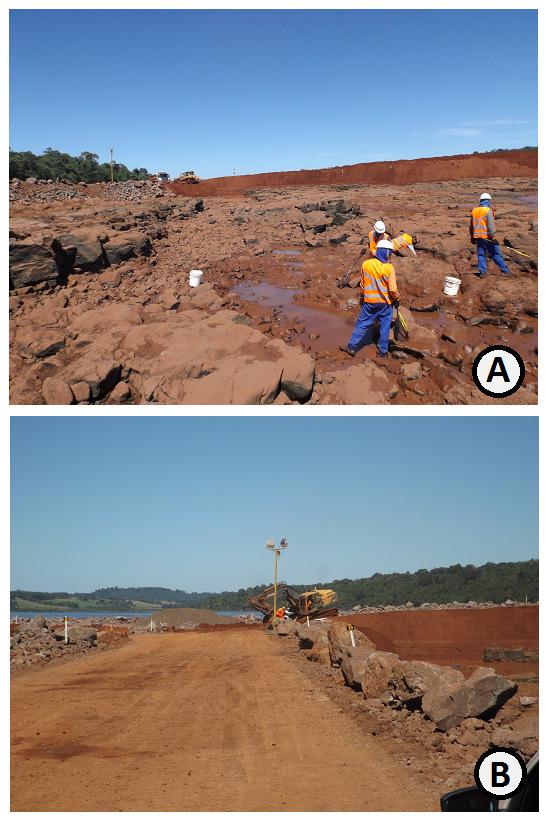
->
xmin=9 ymin=147 xmax=150 ymax=183
xmin=11 ymin=559 xmax=538 ymax=612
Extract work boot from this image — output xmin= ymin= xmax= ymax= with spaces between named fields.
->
xmin=500 ymin=270 xmax=512 ymax=277
xmin=339 ymin=345 xmax=356 ymax=357
xmin=475 ymin=271 xmax=487 ymax=279
xmin=376 ymin=350 xmax=388 ymax=359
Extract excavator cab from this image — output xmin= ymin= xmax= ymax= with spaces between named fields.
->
xmin=298 ymin=589 xmax=338 ymax=614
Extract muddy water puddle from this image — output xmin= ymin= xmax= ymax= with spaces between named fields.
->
xmin=234 ymin=281 xmax=353 ymax=351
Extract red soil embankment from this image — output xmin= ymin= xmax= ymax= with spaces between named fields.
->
xmin=337 ymin=606 xmax=538 ymax=677
xmin=167 ymin=149 xmax=537 ymax=197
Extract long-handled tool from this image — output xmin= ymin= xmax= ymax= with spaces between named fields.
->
xmin=393 ymin=306 xmax=410 ymax=341
xmin=502 ymin=241 xmax=531 ymax=258
xmin=336 ymin=247 xmax=367 ymax=288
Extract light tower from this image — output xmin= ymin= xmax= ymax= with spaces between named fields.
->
xmin=266 ymin=537 xmax=288 ymax=626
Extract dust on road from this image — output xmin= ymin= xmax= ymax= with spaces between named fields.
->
xmin=11 ymin=629 xmax=437 ymax=811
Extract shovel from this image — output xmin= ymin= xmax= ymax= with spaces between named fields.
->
xmin=336 ymin=247 xmax=367 ymax=288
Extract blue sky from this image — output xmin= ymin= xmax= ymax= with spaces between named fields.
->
xmin=11 ymin=417 xmax=538 ymax=593
xmin=9 ymin=9 xmax=537 ymax=178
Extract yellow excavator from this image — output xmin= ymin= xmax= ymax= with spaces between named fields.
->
xmin=175 ymin=170 xmax=201 ymax=184
xmin=249 ymin=582 xmax=338 ymax=623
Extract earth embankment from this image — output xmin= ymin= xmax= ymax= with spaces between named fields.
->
xmin=338 ymin=606 xmax=538 ymax=677
xmin=168 ymin=149 xmax=537 ymax=197
xmin=148 ymin=607 xmax=242 ymax=625
xmin=11 ymin=630 xmax=437 ymax=812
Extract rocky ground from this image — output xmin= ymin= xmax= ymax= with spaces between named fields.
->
xmin=9 ymin=173 xmax=537 ymax=405
xmin=276 ymin=618 xmax=538 ymax=793
xmin=10 ymin=611 xmax=261 ymax=671
xmin=10 ymin=615 xmax=132 ymax=671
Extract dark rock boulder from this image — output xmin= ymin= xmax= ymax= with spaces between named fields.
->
xmin=102 ymin=232 xmax=153 ymax=266
xmin=57 ymin=233 xmax=107 ymax=273
xmin=422 ymin=666 xmax=517 ymax=731
xmin=9 ymin=243 xmax=58 ymax=289
xmin=299 ymin=211 xmax=333 ymax=234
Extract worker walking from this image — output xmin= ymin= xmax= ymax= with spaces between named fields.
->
xmin=340 ymin=239 xmax=399 ymax=358
xmin=368 ymin=220 xmax=390 ymax=256
xmin=470 ymin=193 xmax=511 ymax=278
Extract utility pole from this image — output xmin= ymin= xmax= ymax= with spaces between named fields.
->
xmin=266 ymin=538 xmax=288 ymax=627
xmin=110 ymin=148 xmax=114 ymax=183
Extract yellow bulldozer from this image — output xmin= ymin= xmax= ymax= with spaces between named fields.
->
xmin=249 ymin=582 xmax=338 ymax=623
xmin=175 ymin=170 xmax=201 ymax=184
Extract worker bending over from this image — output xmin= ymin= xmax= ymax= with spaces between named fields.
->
xmin=391 ymin=232 xmax=417 ymax=256
xmin=368 ymin=220 xmax=390 ymax=256
xmin=470 ymin=192 xmax=511 ymax=278
xmin=340 ymin=239 xmax=399 ymax=358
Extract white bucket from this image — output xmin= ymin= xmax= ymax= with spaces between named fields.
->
xmin=189 ymin=269 xmax=203 ymax=288
xmin=444 ymin=276 xmax=461 ymax=297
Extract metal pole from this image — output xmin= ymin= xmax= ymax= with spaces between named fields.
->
xmin=110 ymin=148 xmax=114 ymax=184
xmin=64 ymin=615 xmax=68 ymax=644
xmin=273 ymin=550 xmax=279 ymax=626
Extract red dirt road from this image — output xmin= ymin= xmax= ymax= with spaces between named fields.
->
xmin=168 ymin=149 xmax=537 ymax=197
xmin=11 ymin=630 xmax=437 ymax=812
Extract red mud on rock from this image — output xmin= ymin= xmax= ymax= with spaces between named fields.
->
xmin=167 ymin=149 xmax=537 ymax=197
xmin=9 ymin=149 xmax=538 ymax=405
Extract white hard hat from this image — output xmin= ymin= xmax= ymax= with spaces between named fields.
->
xmin=376 ymin=239 xmax=394 ymax=251
xmin=480 ymin=192 xmax=492 ymax=201
xmin=374 ymin=220 xmax=386 ymax=233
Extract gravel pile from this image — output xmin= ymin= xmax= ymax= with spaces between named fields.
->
xmin=9 ymin=177 xmax=173 ymax=205
xmin=344 ymin=599 xmax=535 ymax=614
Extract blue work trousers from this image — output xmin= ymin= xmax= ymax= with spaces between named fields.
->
xmin=348 ymin=302 xmax=393 ymax=355
xmin=476 ymin=239 xmax=510 ymax=274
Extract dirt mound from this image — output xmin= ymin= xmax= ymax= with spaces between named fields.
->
xmin=167 ymin=149 xmax=537 ymax=197
xmin=148 ymin=607 xmax=242 ymax=625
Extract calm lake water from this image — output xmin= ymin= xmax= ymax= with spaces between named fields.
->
xmin=10 ymin=609 xmax=261 ymax=620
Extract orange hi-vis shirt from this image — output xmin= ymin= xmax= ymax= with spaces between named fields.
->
xmin=470 ymin=206 xmax=495 ymax=239
xmin=368 ymin=229 xmax=390 ymax=256
xmin=392 ymin=232 xmax=413 ymax=252
xmin=361 ymin=258 xmax=399 ymax=305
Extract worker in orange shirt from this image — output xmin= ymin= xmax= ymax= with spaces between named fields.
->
xmin=368 ymin=220 xmax=390 ymax=256
xmin=340 ymin=239 xmax=399 ymax=358
xmin=470 ymin=193 xmax=511 ymax=278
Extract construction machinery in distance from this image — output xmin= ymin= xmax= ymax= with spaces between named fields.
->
xmin=174 ymin=171 xmax=201 ymax=184
xmin=249 ymin=582 xmax=338 ymax=623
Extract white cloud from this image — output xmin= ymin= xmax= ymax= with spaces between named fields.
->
xmin=439 ymin=128 xmax=482 ymax=137
xmin=460 ymin=119 xmax=529 ymax=127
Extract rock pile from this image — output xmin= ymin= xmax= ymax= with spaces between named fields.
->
xmin=9 ymin=177 xmax=171 ymax=206
xmin=344 ymin=598 xmax=535 ymax=614
xmin=9 ymin=180 xmax=89 ymax=204
xmin=276 ymin=618 xmax=538 ymax=767
xmin=10 ymin=615 xmax=130 ymax=671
